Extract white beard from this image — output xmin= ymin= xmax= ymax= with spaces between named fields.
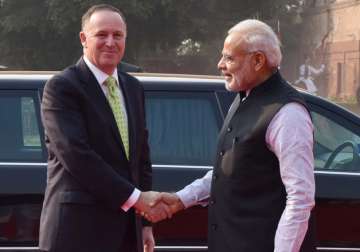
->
xmin=225 ymin=67 xmax=250 ymax=92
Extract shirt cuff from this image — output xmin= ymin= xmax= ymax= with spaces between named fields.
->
xmin=176 ymin=189 xmax=197 ymax=209
xmin=121 ymin=188 xmax=141 ymax=212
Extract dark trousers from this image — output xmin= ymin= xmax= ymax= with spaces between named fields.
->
xmin=120 ymin=210 xmax=138 ymax=252
xmin=40 ymin=212 xmax=139 ymax=252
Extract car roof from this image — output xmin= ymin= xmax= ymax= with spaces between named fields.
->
xmin=0 ymin=71 xmax=226 ymax=91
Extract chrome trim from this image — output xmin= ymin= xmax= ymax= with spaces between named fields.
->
xmin=0 ymin=246 xmax=208 ymax=251
xmin=2 ymin=162 xmax=360 ymax=177
xmin=0 ymin=246 xmax=359 ymax=251
xmin=317 ymin=248 xmax=360 ymax=251
xmin=155 ymin=246 xmax=207 ymax=251
xmin=0 ymin=162 xmax=47 ymax=167
xmin=0 ymin=162 xmax=213 ymax=170
xmin=152 ymin=164 xmax=212 ymax=169
xmin=315 ymin=170 xmax=360 ymax=176
xmin=0 ymin=248 xmax=38 ymax=251
xmin=155 ymin=246 xmax=360 ymax=251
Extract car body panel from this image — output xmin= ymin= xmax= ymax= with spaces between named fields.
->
xmin=0 ymin=72 xmax=359 ymax=251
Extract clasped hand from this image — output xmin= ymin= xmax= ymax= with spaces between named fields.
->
xmin=133 ymin=191 xmax=185 ymax=223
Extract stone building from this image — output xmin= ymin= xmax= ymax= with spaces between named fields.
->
xmin=296 ymin=0 xmax=360 ymax=101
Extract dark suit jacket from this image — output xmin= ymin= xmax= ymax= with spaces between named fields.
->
xmin=39 ymin=58 xmax=151 ymax=252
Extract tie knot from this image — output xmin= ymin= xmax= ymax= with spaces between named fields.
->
xmin=105 ymin=76 xmax=118 ymax=95
xmin=106 ymin=76 xmax=117 ymax=87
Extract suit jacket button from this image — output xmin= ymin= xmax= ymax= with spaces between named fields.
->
xmin=227 ymin=126 xmax=232 ymax=132
xmin=213 ymin=174 xmax=218 ymax=180
xmin=210 ymin=199 xmax=216 ymax=205
xmin=220 ymin=151 xmax=224 ymax=156
xmin=211 ymin=224 xmax=218 ymax=230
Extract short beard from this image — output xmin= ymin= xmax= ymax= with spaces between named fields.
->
xmin=224 ymin=80 xmax=234 ymax=92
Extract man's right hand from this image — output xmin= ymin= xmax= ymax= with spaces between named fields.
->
xmin=134 ymin=191 xmax=172 ymax=222
xmin=134 ymin=191 xmax=161 ymax=212
xmin=145 ymin=192 xmax=185 ymax=223
xmin=134 ymin=191 xmax=186 ymax=223
xmin=160 ymin=192 xmax=185 ymax=214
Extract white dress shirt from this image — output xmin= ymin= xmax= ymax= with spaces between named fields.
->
xmin=83 ymin=57 xmax=140 ymax=212
xmin=177 ymin=102 xmax=315 ymax=252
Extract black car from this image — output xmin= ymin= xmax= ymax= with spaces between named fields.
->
xmin=0 ymin=72 xmax=359 ymax=252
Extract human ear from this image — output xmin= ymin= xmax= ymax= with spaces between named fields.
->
xmin=253 ymin=52 xmax=266 ymax=71
xmin=79 ymin=31 xmax=87 ymax=48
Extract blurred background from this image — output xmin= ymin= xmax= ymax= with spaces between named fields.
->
xmin=1 ymin=0 xmax=360 ymax=111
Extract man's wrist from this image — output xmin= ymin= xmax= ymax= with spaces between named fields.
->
xmin=172 ymin=193 xmax=185 ymax=212
xmin=176 ymin=191 xmax=192 ymax=209
xmin=121 ymin=188 xmax=141 ymax=212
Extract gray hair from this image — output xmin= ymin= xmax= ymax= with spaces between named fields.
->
xmin=81 ymin=4 xmax=126 ymax=30
xmin=228 ymin=19 xmax=282 ymax=68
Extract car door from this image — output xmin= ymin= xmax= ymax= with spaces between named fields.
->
xmin=144 ymin=87 xmax=231 ymax=251
xmin=0 ymin=88 xmax=46 ymax=251
xmin=306 ymin=95 xmax=360 ymax=252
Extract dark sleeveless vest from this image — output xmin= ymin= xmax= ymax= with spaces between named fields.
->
xmin=208 ymin=72 xmax=316 ymax=252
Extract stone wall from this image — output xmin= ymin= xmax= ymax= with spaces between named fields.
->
xmin=297 ymin=0 xmax=360 ymax=101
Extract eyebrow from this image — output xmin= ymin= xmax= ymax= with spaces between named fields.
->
xmin=221 ymin=53 xmax=234 ymax=59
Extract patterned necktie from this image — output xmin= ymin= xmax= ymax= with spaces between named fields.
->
xmin=105 ymin=76 xmax=129 ymax=159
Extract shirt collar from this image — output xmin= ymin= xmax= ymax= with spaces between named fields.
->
xmin=83 ymin=56 xmax=119 ymax=86
xmin=239 ymin=90 xmax=251 ymax=100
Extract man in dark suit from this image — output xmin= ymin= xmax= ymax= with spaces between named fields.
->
xmin=39 ymin=4 xmax=170 ymax=252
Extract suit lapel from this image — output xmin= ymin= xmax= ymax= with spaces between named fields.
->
xmin=75 ymin=58 xmax=128 ymax=159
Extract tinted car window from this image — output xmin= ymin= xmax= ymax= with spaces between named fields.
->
xmin=145 ymin=91 xmax=221 ymax=166
xmin=312 ymin=110 xmax=360 ymax=171
xmin=0 ymin=91 xmax=43 ymax=162
xmin=21 ymin=97 xmax=41 ymax=147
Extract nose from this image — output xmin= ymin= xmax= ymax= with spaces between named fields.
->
xmin=218 ymin=57 xmax=225 ymax=70
xmin=105 ymin=35 xmax=115 ymax=47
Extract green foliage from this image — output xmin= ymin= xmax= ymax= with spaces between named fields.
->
xmin=0 ymin=0 xmax=305 ymax=73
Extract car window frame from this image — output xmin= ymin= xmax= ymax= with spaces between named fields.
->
xmin=306 ymin=95 xmax=360 ymax=173
xmin=0 ymin=88 xmax=46 ymax=163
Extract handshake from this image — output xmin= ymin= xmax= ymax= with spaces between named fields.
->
xmin=133 ymin=191 xmax=185 ymax=223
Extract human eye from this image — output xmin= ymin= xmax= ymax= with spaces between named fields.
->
xmin=96 ymin=32 xmax=107 ymax=38
xmin=222 ymin=54 xmax=234 ymax=63
xmin=114 ymin=32 xmax=125 ymax=40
